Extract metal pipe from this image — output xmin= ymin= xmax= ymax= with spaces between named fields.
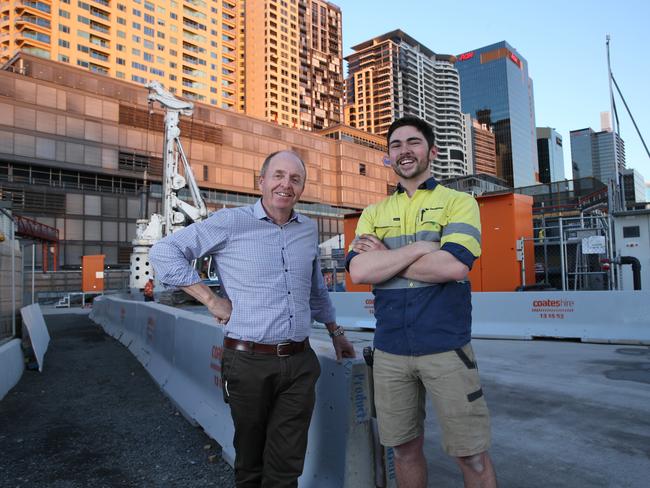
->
xmin=31 ymin=243 xmax=35 ymax=304
xmin=559 ymin=217 xmax=566 ymax=291
xmin=617 ymin=256 xmax=642 ymax=291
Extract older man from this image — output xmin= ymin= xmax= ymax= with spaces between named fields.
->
xmin=150 ymin=150 xmax=355 ymax=488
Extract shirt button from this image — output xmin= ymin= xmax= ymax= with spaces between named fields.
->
xmin=408 ymin=240 xmax=413 ymax=244
xmin=290 ymin=315 xmax=293 ymax=318
xmin=285 ymin=269 xmax=288 ymax=272
xmin=288 ymin=291 xmax=291 ymax=294
xmin=409 ymin=282 xmax=414 ymax=288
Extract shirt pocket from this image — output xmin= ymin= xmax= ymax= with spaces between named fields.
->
xmin=418 ymin=208 xmax=446 ymax=243
xmin=373 ymin=216 xmax=403 ymax=250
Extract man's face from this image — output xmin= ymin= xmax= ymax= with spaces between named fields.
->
xmin=388 ymin=125 xmax=437 ymax=180
xmin=259 ymin=152 xmax=306 ymax=215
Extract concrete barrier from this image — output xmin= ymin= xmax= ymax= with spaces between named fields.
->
xmin=21 ymin=304 xmax=50 ymax=372
xmin=329 ymin=291 xmax=650 ymax=344
xmin=0 ymin=339 xmax=24 ymax=401
xmin=90 ymin=296 xmax=378 ymax=487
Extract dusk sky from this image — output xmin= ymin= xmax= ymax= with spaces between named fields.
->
xmin=336 ymin=0 xmax=650 ymax=183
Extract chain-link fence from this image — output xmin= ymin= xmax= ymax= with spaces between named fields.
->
xmin=522 ymin=214 xmax=614 ymax=291
xmin=1 ymin=205 xmax=21 ymax=342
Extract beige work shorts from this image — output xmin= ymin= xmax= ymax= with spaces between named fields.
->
xmin=373 ymin=343 xmax=491 ymax=457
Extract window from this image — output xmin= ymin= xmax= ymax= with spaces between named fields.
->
xmin=58 ymin=39 xmax=70 ymax=48
xmin=116 ymin=58 xmax=126 ymax=65
xmin=359 ymin=163 xmax=367 ymax=176
xmin=116 ymin=44 xmax=125 ymax=51
xmin=623 ymin=226 xmax=641 ymax=238
xmin=58 ymin=54 xmax=70 ymax=63
xmin=143 ymin=52 xmax=153 ymax=61
xmin=132 ymin=22 xmax=141 ymax=30
xmin=117 ymin=17 xmax=126 ymax=25
xmin=59 ymin=25 xmax=70 ymax=33
xmin=133 ymin=8 xmax=141 ymax=16
xmin=59 ymin=9 xmax=70 ymax=18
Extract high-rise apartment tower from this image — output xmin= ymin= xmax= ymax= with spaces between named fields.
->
xmin=345 ymin=30 xmax=468 ymax=179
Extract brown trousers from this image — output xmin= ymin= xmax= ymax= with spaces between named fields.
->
xmin=221 ymin=346 xmax=321 ymax=488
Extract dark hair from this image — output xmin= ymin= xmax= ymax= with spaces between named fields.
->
xmin=260 ymin=150 xmax=307 ymax=177
xmin=386 ymin=116 xmax=435 ymax=150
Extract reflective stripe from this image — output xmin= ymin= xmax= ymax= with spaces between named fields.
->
xmin=442 ymin=222 xmax=481 ymax=244
xmin=415 ymin=230 xmax=441 ymax=242
xmin=375 ymin=277 xmax=436 ymax=290
xmin=382 ymin=234 xmax=409 ymax=250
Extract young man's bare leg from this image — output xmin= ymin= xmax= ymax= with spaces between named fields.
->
xmin=393 ymin=435 xmax=427 ymax=488
xmin=456 ymin=451 xmax=497 ymax=488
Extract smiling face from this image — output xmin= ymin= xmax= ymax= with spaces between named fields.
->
xmin=259 ymin=151 xmax=306 ymax=224
xmin=388 ymin=125 xmax=437 ymax=183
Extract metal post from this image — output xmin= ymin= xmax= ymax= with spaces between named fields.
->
xmin=31 ymin=243 xmax=35 ymax=304
xmin=541 ymin=203 xmax=549 ymax=284
xmin=559 ymin=217 xmax=566 ymax=291
xmin=10 ymin=218 xmax=16 ymax=338
xmin=606 ymin=35 xmax=622 ymax=210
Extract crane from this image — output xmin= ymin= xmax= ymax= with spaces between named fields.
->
xmin=129 ymin=81 xmax=208 ymax=290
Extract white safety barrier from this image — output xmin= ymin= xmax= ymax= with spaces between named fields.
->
xmin=21 ymin=304 xmax=50 ymax=372
xmin=329 ymin=291 xmax=650 ymax=344
xmin=90 ymin=296 xmax=382 ymax=487
xmin=0 ymin=339 xmax=24 ymax=401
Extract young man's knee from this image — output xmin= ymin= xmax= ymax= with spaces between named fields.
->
xmin=393 ymin=435 xmax=424 ymax=462
xmin=456 ymin=451 xmax=487 ymax=474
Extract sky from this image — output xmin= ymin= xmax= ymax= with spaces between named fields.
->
xmin=335 ymin=0 xmax=650 ymax=183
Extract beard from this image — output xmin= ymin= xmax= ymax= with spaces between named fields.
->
xmin=393 ymin=156 xmax=430 ymax=180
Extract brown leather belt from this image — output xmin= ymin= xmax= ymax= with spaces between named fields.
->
xmin=223 ymin=337 xmax=309 ymax=357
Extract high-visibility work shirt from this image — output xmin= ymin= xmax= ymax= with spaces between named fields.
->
xmin=346 ymin=177 xmax=481 ymax=356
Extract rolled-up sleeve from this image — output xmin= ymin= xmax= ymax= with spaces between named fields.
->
xmin=149 ymin=210 xmax=231 ymax=287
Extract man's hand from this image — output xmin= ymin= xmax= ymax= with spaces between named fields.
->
xmin=207 ymin=296 xmax=232 ymax=325
xmin=352 ymin=234 xmax=387 ymax=253
xmin=332 ymin=335 xmax=356 ymax=361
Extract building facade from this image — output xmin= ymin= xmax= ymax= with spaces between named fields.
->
xmin=536 ymin=127 xmax=565 ymax=183
xmin=464 ymin=115 xmax=497 ymax=176
xmin=456 ymin=41 xmax=538 ymax=188
xmin=345 ymin=30 xmax=468 ymax=180
xmin=0 ymin=0 xmax=241 ymax=109
xmin=0 ymin=0 xmax=344 ymax=130
xmin=0 ymin=54 xmax=394 ymax=269
xmin=570 ymin=127 xmax=625 ymax=186
xmin=620 ymin=168 xmax=646 ymax=208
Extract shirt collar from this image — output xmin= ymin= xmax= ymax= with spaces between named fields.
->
xmin=396 ymin=176 xmax=438 ymax=193
xmin=253 ymin=198 xmax=304 ymax=223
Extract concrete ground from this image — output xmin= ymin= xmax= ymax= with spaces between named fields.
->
xmin=1 ymin=309 xmax=649 ymax=487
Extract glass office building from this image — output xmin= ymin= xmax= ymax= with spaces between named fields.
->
xmin=570 ymin=127 xmax=625 ymax=185
xmin=456 ymin=41 xmax=538 ymax=188
xmin=536 ymin=127 xmax=565 ymax=183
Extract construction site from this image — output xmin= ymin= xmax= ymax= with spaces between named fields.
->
xmin=1 ymin=53 xmax=649 ymax=487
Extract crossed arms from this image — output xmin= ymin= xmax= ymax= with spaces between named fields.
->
xmin=348 ymin=234 xmax=469 ymax=285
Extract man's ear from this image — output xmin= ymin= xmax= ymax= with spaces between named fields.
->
xmin=429 ymin=145 xmax=438 ymax=160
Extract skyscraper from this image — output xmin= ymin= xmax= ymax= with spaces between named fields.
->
xmin=464 ymin=115 xmax=497 ymax=177
xmin=536 ymin=127 xmax=565 ymax=183
xmin=345 ymin=29 xmax=468 ymax=179
xmin=455 ymin=41 xmax=538 ymax=188
xmin=570 ymin=127 xmax=625 ymax=185
xmin=0 ymin=0 xmax=343 ymax=130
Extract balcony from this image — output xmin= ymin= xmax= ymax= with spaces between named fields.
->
xmin=89 ymin=49 xmax=109 ymax=63
xmin=17 ymin=29 xmax=50 ymax=44
xmin=182 ymin=18 xmax=206 ymax=31
xmin=16 ymin=16 xmax=51 ymax=30
xmin=18 ymin=1 xmax=51 ymax=14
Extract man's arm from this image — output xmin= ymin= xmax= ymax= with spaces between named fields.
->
xmin=149 ymin=211 xmax=233 ymax=323
xmin=180 ymin=282 xmax=232 ymax=324
xmin=400 ymin=250 xmax=469 ymax=283
xmin=310 ymin=245 xmax=356 ymax=360
xmin=348 ymin=238 xmax=436 ymax=284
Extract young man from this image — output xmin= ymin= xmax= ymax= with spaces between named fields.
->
xmin=150 ymin=150 xmax=355 ymax=487
xmin=347 ymin=116 xmax=497 ymax=488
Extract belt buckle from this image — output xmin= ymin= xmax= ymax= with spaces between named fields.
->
xmin=276 ymin=342 xmax=292 ymax=357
